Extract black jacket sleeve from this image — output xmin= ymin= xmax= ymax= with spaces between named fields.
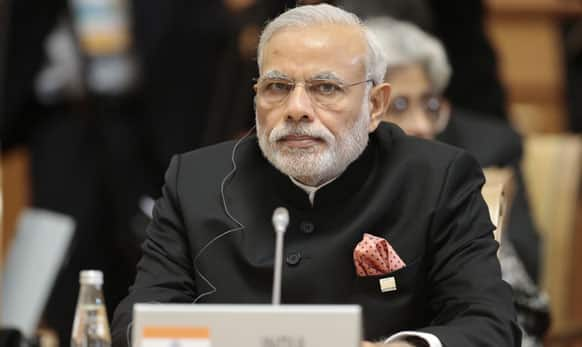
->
xmin=111 ymin=155 xmax=197 ymax=347
xmin=420 ymin=151 xmax=521 ymax=346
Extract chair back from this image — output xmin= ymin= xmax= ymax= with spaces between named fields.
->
xmin=522 ymin=134 xmax=582 ymax=330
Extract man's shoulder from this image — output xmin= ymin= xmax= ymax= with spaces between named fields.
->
xmin=162 ymin=135 xmax=261 ymax=198
xmin=377 ymin=122 xmax=466 ymax=164
xmin=375 ymin=122 xmax=484 ymax=187
xmin=180 ymin=139 xmax=236 ymax=160
xmin=177 ymin=136 xmax=258 ymax=171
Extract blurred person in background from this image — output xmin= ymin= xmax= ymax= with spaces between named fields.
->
xmin=366 ymin=16 xmax=550 ymax=346
xmin=1 ymin=1 xmax=149 ymax=345
xmin=0 ymin=0 xmax=294 ymax=345
xmin=339 ymin=0 xmax=509 ymax=120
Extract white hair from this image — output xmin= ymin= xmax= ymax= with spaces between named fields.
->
xmin=364 ymin=16 xmax=452 ymax=93
xmin=257 ymin=4 xmax=387 ymax=85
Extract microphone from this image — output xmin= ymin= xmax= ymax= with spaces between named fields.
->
xmin=272 ymin=207 xmax=289 ymax=305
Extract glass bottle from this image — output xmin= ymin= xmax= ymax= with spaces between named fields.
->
xmin=71 ymin=270 xmax=111 ymax=347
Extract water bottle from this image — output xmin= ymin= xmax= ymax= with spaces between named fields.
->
xmin=71 ymin=270 xmax=111 ymax=347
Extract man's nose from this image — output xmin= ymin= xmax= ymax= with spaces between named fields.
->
xmin=406 ymin=110 xmax=435 ymax=140
xmin=285 ymin=84 xmax=315 ymax=122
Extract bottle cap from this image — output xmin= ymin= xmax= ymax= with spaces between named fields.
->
xmin=79 ymin=270 xmax=103 ymax=285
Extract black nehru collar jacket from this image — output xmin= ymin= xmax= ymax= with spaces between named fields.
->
xmin=112 ymin=122 xmax=521 ymax=347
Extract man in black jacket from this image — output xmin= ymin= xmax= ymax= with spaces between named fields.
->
xmin=112 ymin=4 xmax=520 ymax=347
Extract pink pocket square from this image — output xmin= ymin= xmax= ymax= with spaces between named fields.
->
xmin=353 ymin=233 xmax=406 ymax=277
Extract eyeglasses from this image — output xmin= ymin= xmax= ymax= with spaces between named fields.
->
xmin=386 ymin=94 xmax=449 ymax=133
xmin=253 ymin=77 xmax=373 ymax=109
xmin=389 ymin=94 xmax=442 ymax=115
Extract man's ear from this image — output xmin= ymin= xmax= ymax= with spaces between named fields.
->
xmin=368 ymin=82 xmax=391 ymax=132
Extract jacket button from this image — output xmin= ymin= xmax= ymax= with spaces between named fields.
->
xmin=286 ymin=252 xmax=302 ymax=266
xmin=300 ymin=221 xmax=315 ymax=234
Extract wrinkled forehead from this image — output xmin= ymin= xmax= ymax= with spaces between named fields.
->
xmin=260 ymin=23 xmax=368 ymax=81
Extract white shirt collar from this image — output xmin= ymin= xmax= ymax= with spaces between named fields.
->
xmin=288 ymin=176 xmax=337 ymax=205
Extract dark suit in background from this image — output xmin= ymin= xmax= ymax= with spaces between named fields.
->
xmin=112 ymin=123 xmax=520 ymax=347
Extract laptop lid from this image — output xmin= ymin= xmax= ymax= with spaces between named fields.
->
xmin=132 ymin=304 xmax=361 ymax=347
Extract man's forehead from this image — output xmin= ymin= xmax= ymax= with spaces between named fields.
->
xmin=266 ymin=23 xmax=367 ymax=46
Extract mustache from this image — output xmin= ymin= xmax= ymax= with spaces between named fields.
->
xmin=269 ymin=123 xmax=335 ymax=143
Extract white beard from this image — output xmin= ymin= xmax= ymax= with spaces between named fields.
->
xmin=257 ymin=100 xmax=371 ymax=186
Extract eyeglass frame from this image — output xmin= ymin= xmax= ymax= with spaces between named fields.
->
xmin=252 ymin=74 xmax=374 ymax=109
xmin=385 ymin=93 xmax=450 ymax=134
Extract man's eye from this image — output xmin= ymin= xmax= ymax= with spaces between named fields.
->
xmin=389 ymin=97 xmax=409 ymax=114
xmin=425 ymin=96 xmax=441 ymax=113
xmin=312 ymin=82 xmax=341 ymax=95
xmin=265 ymin=82 xmax=291 ymax=93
